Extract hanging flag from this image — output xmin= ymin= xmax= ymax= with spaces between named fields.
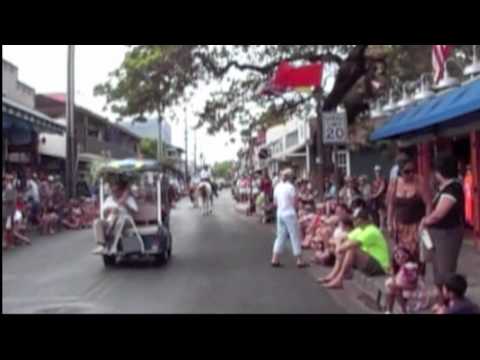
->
xmin=260 ymin=61 xmax=323 ymax=96
xmin=274 ymin=62 xmax=324 ymax=89
xmin=433 ymin=45 xmax=454 ymax=83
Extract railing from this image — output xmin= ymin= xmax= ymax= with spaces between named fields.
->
xmin=85 ymin=137 xmax=137 ymax=159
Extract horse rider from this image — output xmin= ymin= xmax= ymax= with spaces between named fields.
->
xmin=200 ymin=165 xmax=218 ymax=198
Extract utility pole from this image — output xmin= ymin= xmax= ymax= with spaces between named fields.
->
xmin=184 ymin=107 xmax=189 ymax=182
xmin=66 ymin=45 xmax=76 ymax=200
xmin=193 ymin=129 xmax=197 ymax=174
xmin=157 ymin=114 xmax=163 ymax=162
xmin=314 ymin=88 xmax=326 ymax=200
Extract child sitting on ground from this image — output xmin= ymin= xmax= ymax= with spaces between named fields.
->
xmin=299 ymin=204 xmax=316 ymax=239
xmin=41 ymin=201 xmax=59 ymax=235
xmin=385 ymin=247 xmax=420 ymax=314
xmin=312 ymin=215 xmax=354 ymax=266
xmin=62 ymin=199 xmax=84 ymax=230
xmin=12 ymin=195 xmax=31 ymax=245
xmin=302 ymin=203 xmax=326 ymax=249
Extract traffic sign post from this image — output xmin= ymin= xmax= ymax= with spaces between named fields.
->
xmin=322 ymin=112 xmax=348 ymax=200
xmin=322 ymin=112 xmax=348 ymax=145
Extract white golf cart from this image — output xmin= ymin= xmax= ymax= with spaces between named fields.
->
xmin=94 ymin=159 xmax=173 ymax=267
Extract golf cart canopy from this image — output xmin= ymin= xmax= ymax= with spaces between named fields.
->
xmin=97 ymin=159 xmax=167 ymax=177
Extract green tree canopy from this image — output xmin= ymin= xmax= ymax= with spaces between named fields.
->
xmin=212 ymin=161 xmax=234 ymax=180
xmin=96 ymin=45 xmax=475 ymax=134
xmin=139 ymin=138 xmax=157 ymax=160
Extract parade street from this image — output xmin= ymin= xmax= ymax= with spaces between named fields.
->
xmin=2 ymin=191 xmax=365 ymax=314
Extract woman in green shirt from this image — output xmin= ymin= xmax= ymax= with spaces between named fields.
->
xmin=317 ymin=208 xmax=391 ymax=289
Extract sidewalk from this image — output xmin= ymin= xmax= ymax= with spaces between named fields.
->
xmin=349 ymin=238 xmax=479 ymax=312
xmin=233 ymin=202 xmax=480 ymax=313
xmin=306 ymin=235 xmax=480 ymax=313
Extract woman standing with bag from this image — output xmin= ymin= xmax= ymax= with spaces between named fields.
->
xmin=387 ymin=155 xmax=432 ymax=267
xmin=420 ymin=155 xmax=465 ymax=308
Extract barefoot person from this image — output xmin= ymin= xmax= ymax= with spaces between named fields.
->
xmin=271 ymin=168 xmax=308 ymax=268
xmin=317 ymin=208 xmax=390 ymax=289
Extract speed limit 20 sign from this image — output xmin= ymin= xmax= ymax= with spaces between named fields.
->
xmin=322 ymin=112 xmax=348 ymax=144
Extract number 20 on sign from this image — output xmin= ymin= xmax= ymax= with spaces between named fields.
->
xmin=322 ymin=112 xmax=348 ymax=144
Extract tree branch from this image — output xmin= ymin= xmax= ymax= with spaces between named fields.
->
xmin=194 ymin=50 xmax=344 ymax=77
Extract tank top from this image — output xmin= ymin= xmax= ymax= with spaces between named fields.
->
xmin=393 ymin=179 xmax=426 ymax=225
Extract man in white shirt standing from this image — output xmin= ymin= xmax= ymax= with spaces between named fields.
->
xmin=271 ymin=168 xmax=308 ymax=268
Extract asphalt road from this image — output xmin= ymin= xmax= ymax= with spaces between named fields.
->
xmin=3 ymin=191 xmax=360 ymax=314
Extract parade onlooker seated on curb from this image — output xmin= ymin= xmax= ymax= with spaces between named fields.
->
xmin=317 ymin=208 xmax=391 ymax=289
xmin=41 ymin=201 xmax=60 ymax=235
xmin=385 ymin=246 xmax=420 ymax=314
xmin=62 ymin=199 xmax=83 ymax=230
xmin=12 ymin=194 xmax=31 ymax=245
xmin=317 ymin=203 xmax=350 ymax=246
xmin=433 ymin=274 xmax=480 ymax=315
xmin=299 ymin=203 xmax=316 ymax=239
xmin=313 ymin=215 xmax=354 ymax=266
xmin=301 ymin=203 xmax=326 ymax=249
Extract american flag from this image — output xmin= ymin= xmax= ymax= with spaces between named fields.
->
xmin=433 ymin=45 xmax=454 ymax=84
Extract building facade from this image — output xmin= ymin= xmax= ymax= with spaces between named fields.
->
xmin=372 ymin=78 xmax=480 ymax=245
xmin=35 ymin=93 xmax=141 ymax=181
xmin=3 ymin=59 xmax=65 ymax=175
xmin=265 ymin=118 xmax=311 ymax=178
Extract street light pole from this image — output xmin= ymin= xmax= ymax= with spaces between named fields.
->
xmin=66 ymin=45 xmax=76 ymax=199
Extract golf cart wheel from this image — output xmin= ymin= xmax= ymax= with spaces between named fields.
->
xmin=103 ymin=255 xmax=116 ymax=267
xmin=153 ymin=251 xmax=169 ymax=266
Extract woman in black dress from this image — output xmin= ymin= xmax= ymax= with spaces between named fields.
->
xmin=420 ymin=154 xmax=465 ymax=307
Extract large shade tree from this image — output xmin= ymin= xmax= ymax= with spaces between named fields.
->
xmin=95 ymin=45 xmax=476 ymax=192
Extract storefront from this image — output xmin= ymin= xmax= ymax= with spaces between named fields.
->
xmin=3 ymin=96 xmax=65 ymax=175
xmin=372 ymin=79 xmax=480 ymax=246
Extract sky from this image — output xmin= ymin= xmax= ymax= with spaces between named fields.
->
xmin=2 ymin=45 xmax=240 ymax=165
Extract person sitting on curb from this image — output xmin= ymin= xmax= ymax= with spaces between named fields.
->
xmin=434 ymin=274 xmax=480 ymax=315
xmin=317 ymin=208 xmax=391 ymax=289
xmin=384 ymin=247 xmax=420 ymax=314
xmin=313 ymin=215 xmax=354 ymax=267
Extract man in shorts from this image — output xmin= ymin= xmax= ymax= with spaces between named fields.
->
xmin=317 ymin=208 xmax=391 ymax=289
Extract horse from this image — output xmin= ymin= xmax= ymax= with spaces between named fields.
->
xmin=197 ymin=181 xmax=213 ymax=216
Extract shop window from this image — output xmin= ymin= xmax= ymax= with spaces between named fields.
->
xmin=88 ymin=127 xmax=100 ymax=139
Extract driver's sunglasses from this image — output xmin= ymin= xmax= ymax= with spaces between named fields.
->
xmin=403 ymin=168 xmax=415 ymax=175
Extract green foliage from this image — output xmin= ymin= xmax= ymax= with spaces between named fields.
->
xmin=212 ymin=161 xmax=234 ymax=179
xmin=139 ymin=138 xmax=158 ymax=160
xmin=95 ymin=45 xmax=474 ymax=139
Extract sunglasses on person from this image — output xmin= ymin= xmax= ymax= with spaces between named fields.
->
xmin=402 ymin=168 xmax=415 ymax=175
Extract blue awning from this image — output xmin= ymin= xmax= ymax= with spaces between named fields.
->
xmin=371 ymin=79 xmax=480 ymax=141
xmin=2 ymin=96 xmax=65 ymax=136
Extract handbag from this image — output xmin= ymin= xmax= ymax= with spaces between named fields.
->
xmin=419 ymin=229 xmax=434 ymax=263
